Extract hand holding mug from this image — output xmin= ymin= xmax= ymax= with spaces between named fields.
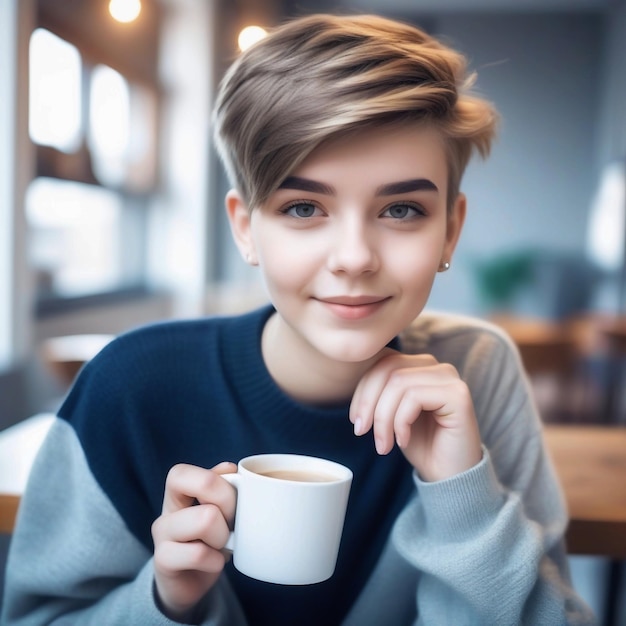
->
xmin=152 ymin=454 xmax=353 ymax=621
xmin=151 ymin=461 xmax=237 ymax=622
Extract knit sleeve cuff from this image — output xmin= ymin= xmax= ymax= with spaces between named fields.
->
xmin=410 ymin=446 xmax=506 ymax=540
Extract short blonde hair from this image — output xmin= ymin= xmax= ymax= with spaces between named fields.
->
xmin=213 ymin=13 xmax=497 ymax=210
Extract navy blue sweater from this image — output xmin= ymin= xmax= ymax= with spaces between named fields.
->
xmin=59 ymin=305 xmax=414 ymax=625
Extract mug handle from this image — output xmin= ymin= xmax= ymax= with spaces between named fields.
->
xmin=222 ymin=472 xmax=239 ymax=552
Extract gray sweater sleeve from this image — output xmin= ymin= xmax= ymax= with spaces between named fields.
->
xmin=386 ymin=315 xmax=597 ymax=625
xmin=1 ymin=420 xmax=247 ymax=626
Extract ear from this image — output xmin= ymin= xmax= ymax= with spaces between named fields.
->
xmin=441 ymin=192 xmax=466 ymax=267
xmin=225 ymin=189 xmax=258 ymax=265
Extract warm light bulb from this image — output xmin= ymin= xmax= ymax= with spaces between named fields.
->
xmin=238 ymin=25 xmax=267 ymax=52
xmin=109 ymin=0 xmax=141 ymax=24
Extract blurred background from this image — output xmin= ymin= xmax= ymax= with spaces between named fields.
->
xmin=1 ymin=0 xmax=625 ymax=423
xmin=1 ymin=0 xmax=626 ymax=619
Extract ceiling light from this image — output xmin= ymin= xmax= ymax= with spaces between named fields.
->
xmin=109 ymin=0 xmax=141 ymax=24
xmin=238 ymin=25 xmax=267 ymax=52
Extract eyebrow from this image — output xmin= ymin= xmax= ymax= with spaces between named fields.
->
xmin=278 ymin=176 xmax=438 ymax=196
xmin=278 ymin=176 xmax=335 ymax=195
xmin=376 ymin=179 xmax=439 ymax=195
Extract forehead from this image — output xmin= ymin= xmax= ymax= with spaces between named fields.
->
xmin=292 ymin=123 xmax=449 ymax=190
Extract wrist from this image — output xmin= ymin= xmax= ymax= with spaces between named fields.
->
xmin=419 ymin=446 xmax=483 ymax=483
xmin=153 ymin=581 xmax=203 ymax=625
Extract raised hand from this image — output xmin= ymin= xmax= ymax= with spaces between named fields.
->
xmin=350 ymin=350 xmax=482 ymax=482
xmin=151 ymin=462 xmax=237 ymax=621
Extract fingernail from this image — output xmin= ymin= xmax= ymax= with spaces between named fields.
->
xmin=354 ymin=417 xmax=363 ymax=436
xmin=375 ymin=437 xmax=386 ymax=455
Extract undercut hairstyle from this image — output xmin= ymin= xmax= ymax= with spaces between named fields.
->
xmin=213 ymin=13 xmax=498 ymax=211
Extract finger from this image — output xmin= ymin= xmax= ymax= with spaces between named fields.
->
xmin=351 ymin=356 xmax=405 ymax=433
xmin=350 ymin=353 xmax=438 ymax=432
xmin=351 ymin=371 xmax=389 ymax=437
xmin=162 ymin=464 xmax=237 ymax=519
xmin=212 ymin=461 xmax=238 ymax=475
xmin=153 ymin=502 xmax=231 ymax=548
xmin=349 ymin=350 xmax=401 ymax=425
xmin=154 ymin=537 xmax=227 ymax=577
xmin=371 ymin=381 xmax=407 ymax=455
xmin=392 ymin=391 xmax=428 ymax=450
xmin=391 ymin=380 xmax=471 ymax=444
xmin=371 ymin=365 xmax=460 ymax=454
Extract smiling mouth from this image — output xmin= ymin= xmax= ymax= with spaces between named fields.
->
xmin=316 ymin=296 xmax=390 ymax=320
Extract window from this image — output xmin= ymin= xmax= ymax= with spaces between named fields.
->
xmin=27 ymin=178 xmax=136 ymax=296
xmin=27 ymin=28 xmax=158 ymax=307
xmin=29 ymin=29 xmax=82 ymax=153
xmin=586 ymin=161 xmax=626 ymax=273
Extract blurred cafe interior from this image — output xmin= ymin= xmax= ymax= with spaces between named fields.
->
xmin=1 ymin=0 xmax=626 ymax=622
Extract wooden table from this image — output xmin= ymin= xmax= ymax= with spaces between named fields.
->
xmin=544 ymin=424 xmax=626 ymax=626
xmin=544 ymin=424 xmax=626 ymax=558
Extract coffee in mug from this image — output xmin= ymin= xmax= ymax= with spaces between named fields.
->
xmin=256 ymin=469 xmax=338 ymax=482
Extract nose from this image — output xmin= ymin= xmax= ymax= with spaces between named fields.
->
xmin=326 ymin=216 xmax=379 ymax=275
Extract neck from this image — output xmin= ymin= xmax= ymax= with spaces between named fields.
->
xmin=261 ymin=312 xmax=382 ymax=406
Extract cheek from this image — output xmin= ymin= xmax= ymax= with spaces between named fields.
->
xmin=255 ymin=235 xmax=319 ymax=292
xmin=384 ymin=236 xmax=442 ymax=284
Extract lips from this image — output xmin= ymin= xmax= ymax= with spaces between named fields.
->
xmin=315 ymin=295 xmax=390 ymax=320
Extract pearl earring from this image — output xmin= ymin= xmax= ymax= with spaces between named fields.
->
xmin=439 ymin=261 xmax=451 ymax=272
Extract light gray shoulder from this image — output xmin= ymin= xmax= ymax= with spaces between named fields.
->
xmin=3 ymin=419 xmax=152 ymax=624
xmin=400 ymin=310 xmax=520 ymax=367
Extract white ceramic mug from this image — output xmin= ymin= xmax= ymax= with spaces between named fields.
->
xmin=223 ymin=453 xmax=353 ymax=585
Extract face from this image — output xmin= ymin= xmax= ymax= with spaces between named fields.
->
xmin=227 ymin=124 xmax=465 ymax=366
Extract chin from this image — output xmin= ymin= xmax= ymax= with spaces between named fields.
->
xmin=314 ymin=334 xmax=392 ymax=364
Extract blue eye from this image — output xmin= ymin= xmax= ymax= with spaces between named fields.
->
xmin=381 ymin=203 xmax=423 ymax=219
xmin=283 ymin=202 xmax=320 ymax=218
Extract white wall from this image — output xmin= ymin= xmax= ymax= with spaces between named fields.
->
xmin=424 ymin=12 xmax=604 ymax=315
xmin=0 ymin=0 xmax=35 ymax=368
xmin=596 ymin=0 xmax=626 ymax=165
xmin=148 ymin=0 xmax=215 ymax=319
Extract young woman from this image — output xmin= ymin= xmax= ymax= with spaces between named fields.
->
xmin=2 ymin=13 xmax=596 ymax=626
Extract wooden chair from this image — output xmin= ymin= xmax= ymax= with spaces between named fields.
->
xmin=595 ymin=316 xmax=626 ymax=424
xmin=564 ymin=313 xmax=626 ymax=424
xmin=39 ymin=334 xmax=114 ymax=390
xmin=0 ymin=495 xmax=19 ymax=535
xmin=491 ymin=315 xmax=583 ymax=422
